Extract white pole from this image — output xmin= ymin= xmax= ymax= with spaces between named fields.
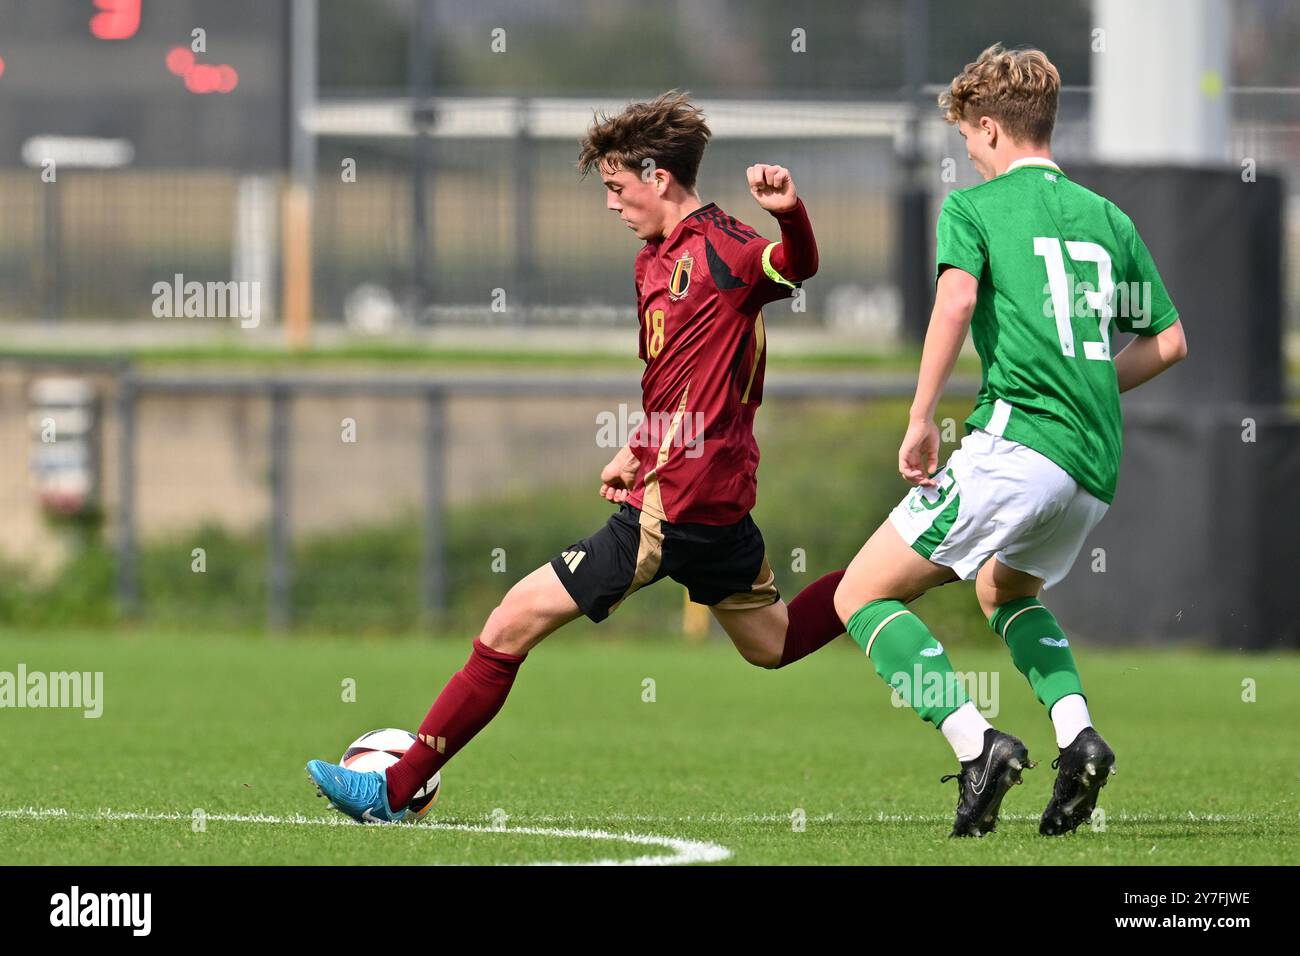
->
xmin=233 ymin=175 xmax=278 ymax=326
xmin=1092 ymin=0 xmax=1230 ymax=164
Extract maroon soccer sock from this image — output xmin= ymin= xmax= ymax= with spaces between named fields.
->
xmin=386 ymin=638 xmax=526 ymax=809
xmin=777 ymin=569 xmax=847 ymax=667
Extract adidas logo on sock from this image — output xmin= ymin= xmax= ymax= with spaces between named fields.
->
xmin=561 ymin=550 xmax=585 ymax=573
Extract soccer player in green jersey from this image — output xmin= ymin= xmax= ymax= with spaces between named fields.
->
xmin=833 ymin=45 xmax=1189 ymax=836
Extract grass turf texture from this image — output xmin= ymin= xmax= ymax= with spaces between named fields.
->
xmin=1 ymin=630 xmax=1295 ymax=865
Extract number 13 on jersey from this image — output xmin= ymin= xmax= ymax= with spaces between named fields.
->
xmin=1034 ymin=236 xmax=1113 ymax=362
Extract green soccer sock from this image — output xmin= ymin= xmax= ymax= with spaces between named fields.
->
xmin=989 ymin=597 xmax=1085 ymax=714
xmin=845 ymin=598 xmax=968 ymax=727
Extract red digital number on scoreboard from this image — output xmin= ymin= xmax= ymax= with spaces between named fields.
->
xmin=91 ymin=0 xmax=141 ymax=41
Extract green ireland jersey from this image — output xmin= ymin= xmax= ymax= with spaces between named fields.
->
xmin=935 ymin=159 xmax=1179 ymax=503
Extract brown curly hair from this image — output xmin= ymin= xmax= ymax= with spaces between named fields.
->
xmin=939 ymin=44 xmax=1060 ymax=145
xmin=578 ymin=90 xmax=711 ymax=191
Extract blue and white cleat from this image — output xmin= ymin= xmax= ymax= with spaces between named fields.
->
xmin=306 ymin=759 xmax=405 ymax=824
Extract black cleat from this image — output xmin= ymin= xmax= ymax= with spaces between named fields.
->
xmin=1039 ymin=727 xmax=1115 ymax=836
xmin=942 ymin=728 xmax=1034 ymax=837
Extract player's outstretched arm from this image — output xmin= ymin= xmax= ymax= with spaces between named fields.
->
xmin=746 ymin=164 xmax=818 ymax=282
xmin=900 ymin=267 xmax=979 ymax=487
xmin=1114 ymin=318 xmax=1188 ymax=393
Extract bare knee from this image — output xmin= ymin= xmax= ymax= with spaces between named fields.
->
xmin=739 ymin=642 xmax=783 ymax=670
xmin=478 ymin=601 xmax=514 ymax=645
xmin=834 ymin=578 xmax=903 ymax=626
xmin=480 ymin=563 xmax=582 ymax=655
xmin=833 ymin=568 xmax=931 ymax=626
xmin=975 ymin=580 xmax=1038 ymax=620
xmin=832 ymin=578 xmax=867 ymax=627
xmin=479 ymin=584 xmax=553 ymax=656
xmin=975 ymin=590 xmax=1000 ymax=621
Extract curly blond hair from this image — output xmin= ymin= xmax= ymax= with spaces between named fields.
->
xmin=578 ymin=90 xmax=711 ymax=190
xmin=939 ymin=43 xmax=1060 ymax=145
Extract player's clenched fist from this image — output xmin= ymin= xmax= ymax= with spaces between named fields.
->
xmin=746 ymin=164 xmax=798 ymax=213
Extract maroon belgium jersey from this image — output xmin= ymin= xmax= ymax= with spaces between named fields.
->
xmin=625 ymin=202 xmax=801 ymax=525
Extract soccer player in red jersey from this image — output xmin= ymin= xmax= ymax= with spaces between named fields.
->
xmin=307 ymin=91 xmax=847 ymax=822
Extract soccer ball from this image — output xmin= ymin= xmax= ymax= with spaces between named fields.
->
xmin=340 ymin=728 xmax=441 ymax=821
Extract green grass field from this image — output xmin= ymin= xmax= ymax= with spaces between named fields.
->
xmin=1 ymin=630 xmax=1295 ymax=865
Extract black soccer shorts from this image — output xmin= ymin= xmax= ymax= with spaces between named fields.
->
xmin=549 ymin=503 xmax=780 ymax=623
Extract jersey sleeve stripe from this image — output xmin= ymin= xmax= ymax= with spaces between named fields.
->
xmin=707 ymin=210 xmax=750 ymax=244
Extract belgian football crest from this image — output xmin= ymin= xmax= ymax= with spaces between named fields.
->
xmin=668 ymin=253 xmax=694 ymax=300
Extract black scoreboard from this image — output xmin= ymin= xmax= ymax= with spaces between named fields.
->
xmin=0 ymin=0 xmax=289 ymax=169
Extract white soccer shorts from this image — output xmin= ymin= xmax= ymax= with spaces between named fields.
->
xmin=888 ymin=428 xmax=1109 ymax=588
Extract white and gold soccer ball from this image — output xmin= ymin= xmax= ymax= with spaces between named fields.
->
xmin=340 ymin=728 xmax=441 ymax=821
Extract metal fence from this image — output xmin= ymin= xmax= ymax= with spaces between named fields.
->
xmin=0 ymin=92 xmax=1294 ymax=332
xmin=109 ymin=368 xmax=980 ymax=631
xmin=3 ymin=358 xmax=1296 ymax=641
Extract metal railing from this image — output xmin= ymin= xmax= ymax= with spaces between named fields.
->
xmin=111 ymin=368 xmax=982 ymax=629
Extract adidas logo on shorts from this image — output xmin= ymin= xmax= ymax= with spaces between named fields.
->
xmin=561 ymin=550 xmax=585 ymax=573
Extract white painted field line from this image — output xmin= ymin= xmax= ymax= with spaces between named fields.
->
xmin=4 ymin=807 xmax=1279 ymax=827
xmin=0 ymin=807 xmax=731 ymax=866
